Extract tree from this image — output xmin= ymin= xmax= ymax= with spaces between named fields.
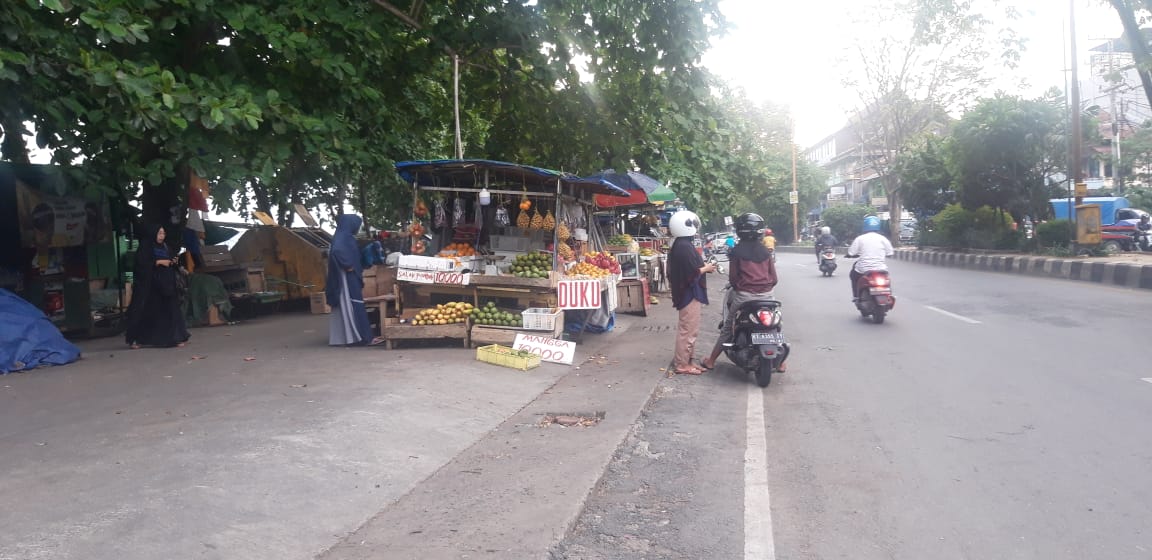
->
xmin=841 ymin=0 xmax=1023 ymax=243
xmin=0 ymin=0 xmax=737 ymax=231
xmin=1104 ymin=1 xmax=1152 ymax=114
xmin=820 ymin=204 xmax=878 ymax=242
xmin=894 ymin=134 xmax=954 ymax=217
xmin=948 ymin=94 xmax=1064 ymax=222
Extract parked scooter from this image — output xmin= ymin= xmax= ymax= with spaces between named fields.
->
xmin=719 ymin=286 xmax=790 ymax=387
xmin=818 ymin=247 xmax=837 ymax=276
xmin=852 ymin=269 xmax=896 ymax=324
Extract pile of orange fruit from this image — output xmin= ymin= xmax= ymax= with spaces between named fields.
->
xmin=436 ymin=243 xmax=477 ymax=257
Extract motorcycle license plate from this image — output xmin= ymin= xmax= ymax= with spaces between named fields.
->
xmin=751 ymin=332 xmax=785 ymax=345
xmin=869 ymin=288 xmax=891 ymax=294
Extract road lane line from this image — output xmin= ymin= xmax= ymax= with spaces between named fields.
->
xmin=744 ymin=385 xmax=776 ymax=559
xmin=1142 ymin=378 xmax=1152 ymax=384
xmin=924 ymin=305 xmax=982 ymax=324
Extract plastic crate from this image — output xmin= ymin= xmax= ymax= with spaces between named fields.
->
xmin=475 ymin=344 xmax=541 ymax=371
xmin=521 ymin=308 xmax=562 ymax=331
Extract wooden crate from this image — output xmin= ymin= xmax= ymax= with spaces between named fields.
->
xmin=615 ymin=278 xmax=649 ymax=316
xmin=470 ymin=317 xmax=564 ymax=347
xmin=309 ymin=292 xmax=330 ymax=314
xmin=380 ymin=312 xmax=470 ymax=349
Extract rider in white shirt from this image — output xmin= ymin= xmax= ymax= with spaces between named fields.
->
xmin=845 ymin=215 xmax=894 ymax=297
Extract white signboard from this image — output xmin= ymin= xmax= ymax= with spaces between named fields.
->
xmin=723 ymin=215 xmax=733 ymax=226
xmin=557 ymin=279 xmax=602 ymax=309
xmin=396 ymin=268 xmax=471 ymax=285
xmin=513 ymin=333 xmax=576 ymax=365
xmin=788 ymin=191 xmax=799 ymax=205
xmin=829 ymin=186 xmax=846 ymax=196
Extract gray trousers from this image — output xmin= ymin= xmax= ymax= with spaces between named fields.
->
xmin=718 ymin=289 xmax=775 ymax=344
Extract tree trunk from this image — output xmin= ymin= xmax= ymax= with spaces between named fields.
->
xmin=0 ymin=112 xmax=30 ymax=163
xmin=1109 ymin=0 xmax=1152 ymax=112
xmin=889 ymin=188 xmax=904 ymax=247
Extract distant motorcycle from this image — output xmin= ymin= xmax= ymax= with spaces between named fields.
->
xmin=719 ymin=287 xmax=790 ymax=387
xmin=705 ymin=255 xmax=726 ymax=276
xmin=852 ymin=269 xmax=896 ymax=324
xmin=818 ymin=247 xmax=837 ymax=276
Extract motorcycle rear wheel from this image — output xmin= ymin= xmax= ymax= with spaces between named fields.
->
xmin=754 ymin=359 xmax=773 ymax=387
xmin=872 ymin=308 xmax=886 ymax=324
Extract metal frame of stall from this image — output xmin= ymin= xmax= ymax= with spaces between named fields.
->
xmin=391 ymin=160 xmax=629 ymax=346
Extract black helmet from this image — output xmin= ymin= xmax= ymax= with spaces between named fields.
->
xmin=734 ymin=212 xmax=765 ymax=241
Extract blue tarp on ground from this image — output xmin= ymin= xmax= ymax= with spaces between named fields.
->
xmin=0 ymin=288 xmax=82 ymax=374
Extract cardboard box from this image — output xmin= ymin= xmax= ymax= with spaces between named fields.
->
xmin=310 ymin=292 xmax=331 ymax=314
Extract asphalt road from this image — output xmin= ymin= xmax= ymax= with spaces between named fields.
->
xmin=557 ymin=251 xmax=1152 ymax=559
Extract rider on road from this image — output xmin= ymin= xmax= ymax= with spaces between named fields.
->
xmin=701 ymin=212 xmax=783 ymax=372
xmin=815 ymin=226 xmax=838 ymax=264
xmin=845 ymin=216 xmax=894 ymax=298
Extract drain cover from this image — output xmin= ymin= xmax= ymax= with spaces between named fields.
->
xmin=538 ymin=411 xmax=605 ymax=428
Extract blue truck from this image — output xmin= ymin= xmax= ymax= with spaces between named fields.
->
xmin=1049 ymin=196 xmax=1149 ymax=226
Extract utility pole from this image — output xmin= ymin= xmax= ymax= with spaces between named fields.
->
xmin=1070 ymin=0 xmax=1084 ymax=205
xmin=791 ymin=118 xmax=799 ymax=243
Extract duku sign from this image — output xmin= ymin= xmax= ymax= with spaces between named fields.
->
xmin=556 ymin=279 xmax=601 ymax=309
xmin=513 ymin=333 xmax=575 ymax=365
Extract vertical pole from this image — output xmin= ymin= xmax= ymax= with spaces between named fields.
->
xmin=454 ymin=54 xmax=463 ymax=160
xmin=791 ymin=117 xmax=799 ymax=243
xmin=1109 ymin=39 xmax=1123 ymax=193
xmin=1068 ymin=0 xmax=1082 ymax=247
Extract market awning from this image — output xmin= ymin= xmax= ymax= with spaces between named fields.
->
xmin=646 ymin=184 xmax=677 ymax=203
xmin=582 ymin=170 xmax=663 ymax=194
xmin=593 ymin=188 xmax=650 ymax=208
xmin=394 ymin=159 xmax=630 ymax=197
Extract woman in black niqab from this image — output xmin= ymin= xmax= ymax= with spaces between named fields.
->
xmin=124 ymin=224 xmax=190 ymax=349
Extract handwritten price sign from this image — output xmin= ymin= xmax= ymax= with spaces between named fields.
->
xmin=513 ymin=333 xmax=575 ymax=365
xmin=396 ymin=268 xmax=470 ymax=285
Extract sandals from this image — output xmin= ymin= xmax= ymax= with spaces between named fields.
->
xmin=673 ymin=366 xmax=705 ymax=375
xmin=699 ymin=360 xmax=715 ymax=371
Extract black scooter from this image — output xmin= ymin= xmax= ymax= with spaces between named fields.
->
xmin=720 ymin=287 xmax=790 ymax=387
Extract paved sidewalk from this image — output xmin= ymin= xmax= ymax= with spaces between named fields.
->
xmin=1 ymin=300 xmax=684 ymax=560
xmin=0 ymin=314 xmax=570 ymax=560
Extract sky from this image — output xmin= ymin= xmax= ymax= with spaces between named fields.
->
xmin=701 ymin=0 xmax=1125 ymax=147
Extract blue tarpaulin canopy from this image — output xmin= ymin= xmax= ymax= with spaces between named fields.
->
xmin=581 ymin=170 xmax=663 ymax=194
xmin=394 ymin=159 xmax=630 ymax=198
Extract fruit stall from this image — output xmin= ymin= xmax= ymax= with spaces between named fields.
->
xmin=592 ymin=176 xmax=681 ymax=314
xmin=378 ymin=159 xmax=631 ymax=349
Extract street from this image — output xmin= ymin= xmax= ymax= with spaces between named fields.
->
xmin=557 ymin=251 xmax=1152 ymax=559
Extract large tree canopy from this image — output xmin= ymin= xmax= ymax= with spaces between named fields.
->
xmin=3 ymin=0 xmax=825 ymax=232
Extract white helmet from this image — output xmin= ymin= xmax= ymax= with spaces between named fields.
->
xmin=821 ymin=226 xmax=831 ymax=235
xmin=668 ymin=211 xmax=701 ymax=238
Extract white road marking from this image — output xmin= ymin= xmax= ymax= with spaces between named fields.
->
xmin=1142 ymin=378 xmax=1152 ymax=384
xmin=793 ymin=263 xmax=808 ymax=267
xmin=924 ymin=305 xmax=982 ymax=324
xmin=744 ymin=385 xmax=776 ymax=559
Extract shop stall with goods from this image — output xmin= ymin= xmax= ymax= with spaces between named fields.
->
xmin=590 ymin=171 xmax=681 ymax=315
xmin=376 ymin=159 xmax=632 ymax=352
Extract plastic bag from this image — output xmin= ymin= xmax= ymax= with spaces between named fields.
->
xmin=434 ymin=199 xmax=448 ymax=229
xmin=453 ymin=198 xmax=466 ymax=226
xmin=496 ymin=206 xmax=510 ymax=226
